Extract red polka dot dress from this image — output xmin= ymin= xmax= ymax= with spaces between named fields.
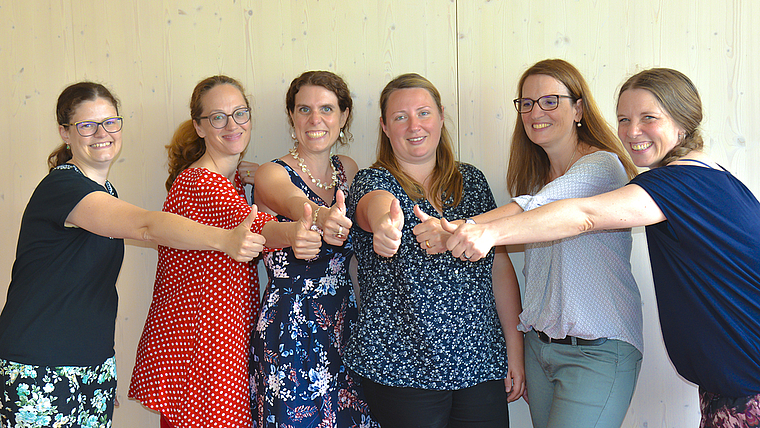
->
xmin=129 ymin=168 xmax=275 ymax=428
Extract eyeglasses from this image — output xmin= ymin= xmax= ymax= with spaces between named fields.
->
xmin=513 ymin=95 xmax=575 ymax=113
xmin=198 ymin=108 xmax=251 ymax=129
xmin=66 ymin=116 xmax=123 ymax=137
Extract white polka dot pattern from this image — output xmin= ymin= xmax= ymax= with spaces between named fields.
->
xmin=128 ymin=168 xmax=275 ymax=428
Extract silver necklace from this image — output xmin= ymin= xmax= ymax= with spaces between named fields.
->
xmin=289 ymin=147 xmax=338 ymax=189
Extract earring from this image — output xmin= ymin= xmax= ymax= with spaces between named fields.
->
xmin=339 ymin=130 xmax=345 ymax=139
xmin=576 ymin=121 xmax=582 ymax=128
xmin=66 ymin=143 xmax=70 ymax=150
xmin=290 ymin=129 xmax=297 ymax=142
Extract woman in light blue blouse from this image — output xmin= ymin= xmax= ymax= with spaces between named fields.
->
xmin=345 ymin=73 xmax=525 ymax=427
xmin=450 ymin=59 xmax=643 ymax=428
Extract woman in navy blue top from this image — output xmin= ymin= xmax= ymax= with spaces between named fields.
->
xmin=347 ymin=73 xmax=525 ymax=427
xmin=446 ymin=68 xmax=760 ymax=428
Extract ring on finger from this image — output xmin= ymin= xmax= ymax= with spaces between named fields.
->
xmin=425 ymin=240 xmax=431 ymax=248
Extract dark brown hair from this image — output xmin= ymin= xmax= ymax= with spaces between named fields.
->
xmin=372 ymin=73 xmax=462 ymax=211
xmin=285 ymin=70 xmax=353 ymax=145
xmin=48 ymin=82 xmax=120 ymax=170
xmin=618 ymin=68 xmax=704 ymax=167
xmin=165 ymin=75 xmax=250 ymax=191
xmin=507 ymin=59 xmax=638 ymax=196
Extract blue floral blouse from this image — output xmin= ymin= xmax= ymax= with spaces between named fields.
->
xmin=345 ymin=163 xmax=508 ymax=390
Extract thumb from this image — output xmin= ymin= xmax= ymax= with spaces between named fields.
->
xmin=300 ymin=203 xmax=313 ymax=230
xmin=389 ymin=198 xmax=404 ymax=230
xmin=413 ymin=204 xmax=431 ymax=222
xmin=241 ymin=205 xmax=258 ymax=230
xmin=440 ymin=217 xmax=457 ymax=233
xmin=335 ymin=188 xmax=346 ymax=213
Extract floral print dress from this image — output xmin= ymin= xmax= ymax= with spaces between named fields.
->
xmin=250 ymin=158 xmax=378 ymax=428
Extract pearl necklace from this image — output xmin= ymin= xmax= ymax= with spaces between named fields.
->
xmin=289 ymin=147 xmax=338 ymax=189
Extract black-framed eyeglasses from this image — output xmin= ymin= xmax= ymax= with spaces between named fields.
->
xmin=66 ymin=116 xmax=123 ymax=137
xmin=198 ymin=108 xmax=251 ymax=129
xmin=513 ymin=95 xmax=575 ymax=113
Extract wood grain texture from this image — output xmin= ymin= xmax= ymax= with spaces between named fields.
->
xmin=1 ymin=0 xmax=757 ymax=426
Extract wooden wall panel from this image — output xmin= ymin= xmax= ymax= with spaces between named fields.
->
xmin=1 ymin=0 xmax=757 ymax=426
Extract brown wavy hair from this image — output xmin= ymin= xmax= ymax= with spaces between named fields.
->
xmin=507 ymin=59 xmax=638 ymax=196
xmin=285 ymin=70 xmax=353 ymax=145
xmin=618 ymin=68 xmax=704 ymax=167
xmin=372 ymin=73 xmax=462 ymax=211
xmin=165 ymin=75 xmax=250 ymax=191
xmin=49 ymin=82 xmax=120 ymax=170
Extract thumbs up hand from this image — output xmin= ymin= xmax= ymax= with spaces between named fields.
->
xmin=290 ymin=202 xmax=323 ymax=260
xmin=412 ymin=204 xmax=449 ymax=255
xmin=318 ymin=189 xmax=352 ymax=247
xmin=226 ymin=205 xmax=266 ymax=262
xmin=372 ymin=198 xmax=404 ymax=258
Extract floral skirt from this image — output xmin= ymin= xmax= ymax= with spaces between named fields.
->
xmin=700 ymin=388 xmax=760 ymax=428
xmin=0 ymin=356 xmax=117 ymax=428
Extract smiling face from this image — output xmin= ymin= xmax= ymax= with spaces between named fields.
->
xmin=289 ymin=84 xmax=348 ymax=154
xmin=520 ymin=74 xmax=582 ymax=151
xmin=193 ymin=83 xmax=251 ymax=158
xmin=617 ymin=88 xmax=684 ymax=168
xmin=381 ymin=87 xmax=444 ymax=169
xmin=59 ymin=97 xmax=122 ymax=169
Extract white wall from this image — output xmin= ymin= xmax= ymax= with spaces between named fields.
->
xmin=1 ymin=1 xmax=758 ymax=426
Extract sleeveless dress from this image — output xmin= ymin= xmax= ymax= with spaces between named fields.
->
xmin=250 ymin=158 xmax=378 ymax=428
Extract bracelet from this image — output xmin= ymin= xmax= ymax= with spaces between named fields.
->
xmin=465 ymin=218 xmax=476 ymax=224
xmin=311 ymin=206 xmax=324 ymax=236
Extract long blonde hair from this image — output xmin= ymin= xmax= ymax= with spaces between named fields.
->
xmin=165 ymin=75 xmax=250 ymax=191
xmin=372 ymin=73 xmax=462 ymax=211
xmin=507 ymin=59 xmax=638 ymax=195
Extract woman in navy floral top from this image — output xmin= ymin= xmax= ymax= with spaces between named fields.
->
xmin=346 ymin=73 xmax=525 ymax=427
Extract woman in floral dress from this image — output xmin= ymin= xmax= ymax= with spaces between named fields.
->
xmin=249 ymin=70 xmax=378 ymax=427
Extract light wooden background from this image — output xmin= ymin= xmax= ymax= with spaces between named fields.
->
xmin=1 ymin=1 xmax=758 ymax=426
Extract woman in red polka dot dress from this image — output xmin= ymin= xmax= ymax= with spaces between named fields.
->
xmin=128 ymin=76 xmax=323 ymax=428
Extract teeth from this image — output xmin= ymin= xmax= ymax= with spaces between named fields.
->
xmin=408 ymin=136 xmax=424 ymax=142
xmin=631 ymin=142 xmax=652 ymax=151
xmin=91 ymin=142 xmax=111 ymax=148
xmin=533 ymin=123 xmax=550 ymax=129
xmin=306 ymin=131 xmax=327 ymax=138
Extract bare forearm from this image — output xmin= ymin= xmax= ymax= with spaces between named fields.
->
xmin=140 ymin=211 xmax=234 ymax=251
xmin=492 ymin=248 xmax=523 ymax=352
xmin=484 ymin=198 xmax=593 ymax=246
xmin=260 ymin=220 xmax=296 ymax=249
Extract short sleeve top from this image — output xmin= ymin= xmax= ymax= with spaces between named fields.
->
xmin=0 ymin=165 xmax=124 ymax=367
xmin=513 ymin=152 xmax=643 ymax=352
xmin=630 ymin=163 xmax=760 ymax=396
xmin=345 ymin=163 xmax=507 ymax=390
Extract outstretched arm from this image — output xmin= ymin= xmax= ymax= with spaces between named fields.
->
xmin=66 ymin=192 xmax=265 ymax=262
xmin=446 ymin=184 xmax=665 ymax=261
xmin=254 ymin=160 xmax=352 ymax=246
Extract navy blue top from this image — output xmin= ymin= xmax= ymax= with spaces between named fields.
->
xmin=629 ymin=162 xmax=760 ymax=397
xmin=0 ymin=165 xmax=124 ymax=367
xmin=345 ymin=163 xmax=507 ymax=390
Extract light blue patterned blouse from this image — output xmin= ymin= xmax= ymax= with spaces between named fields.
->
xmin=514 ymin=151 xmax=643 ymax=352
xmin=345 ymin=163 xmax=508 ymax=390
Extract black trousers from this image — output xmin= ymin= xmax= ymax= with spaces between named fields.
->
xmin=361 ymin=377 xmax=509 ymax=428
